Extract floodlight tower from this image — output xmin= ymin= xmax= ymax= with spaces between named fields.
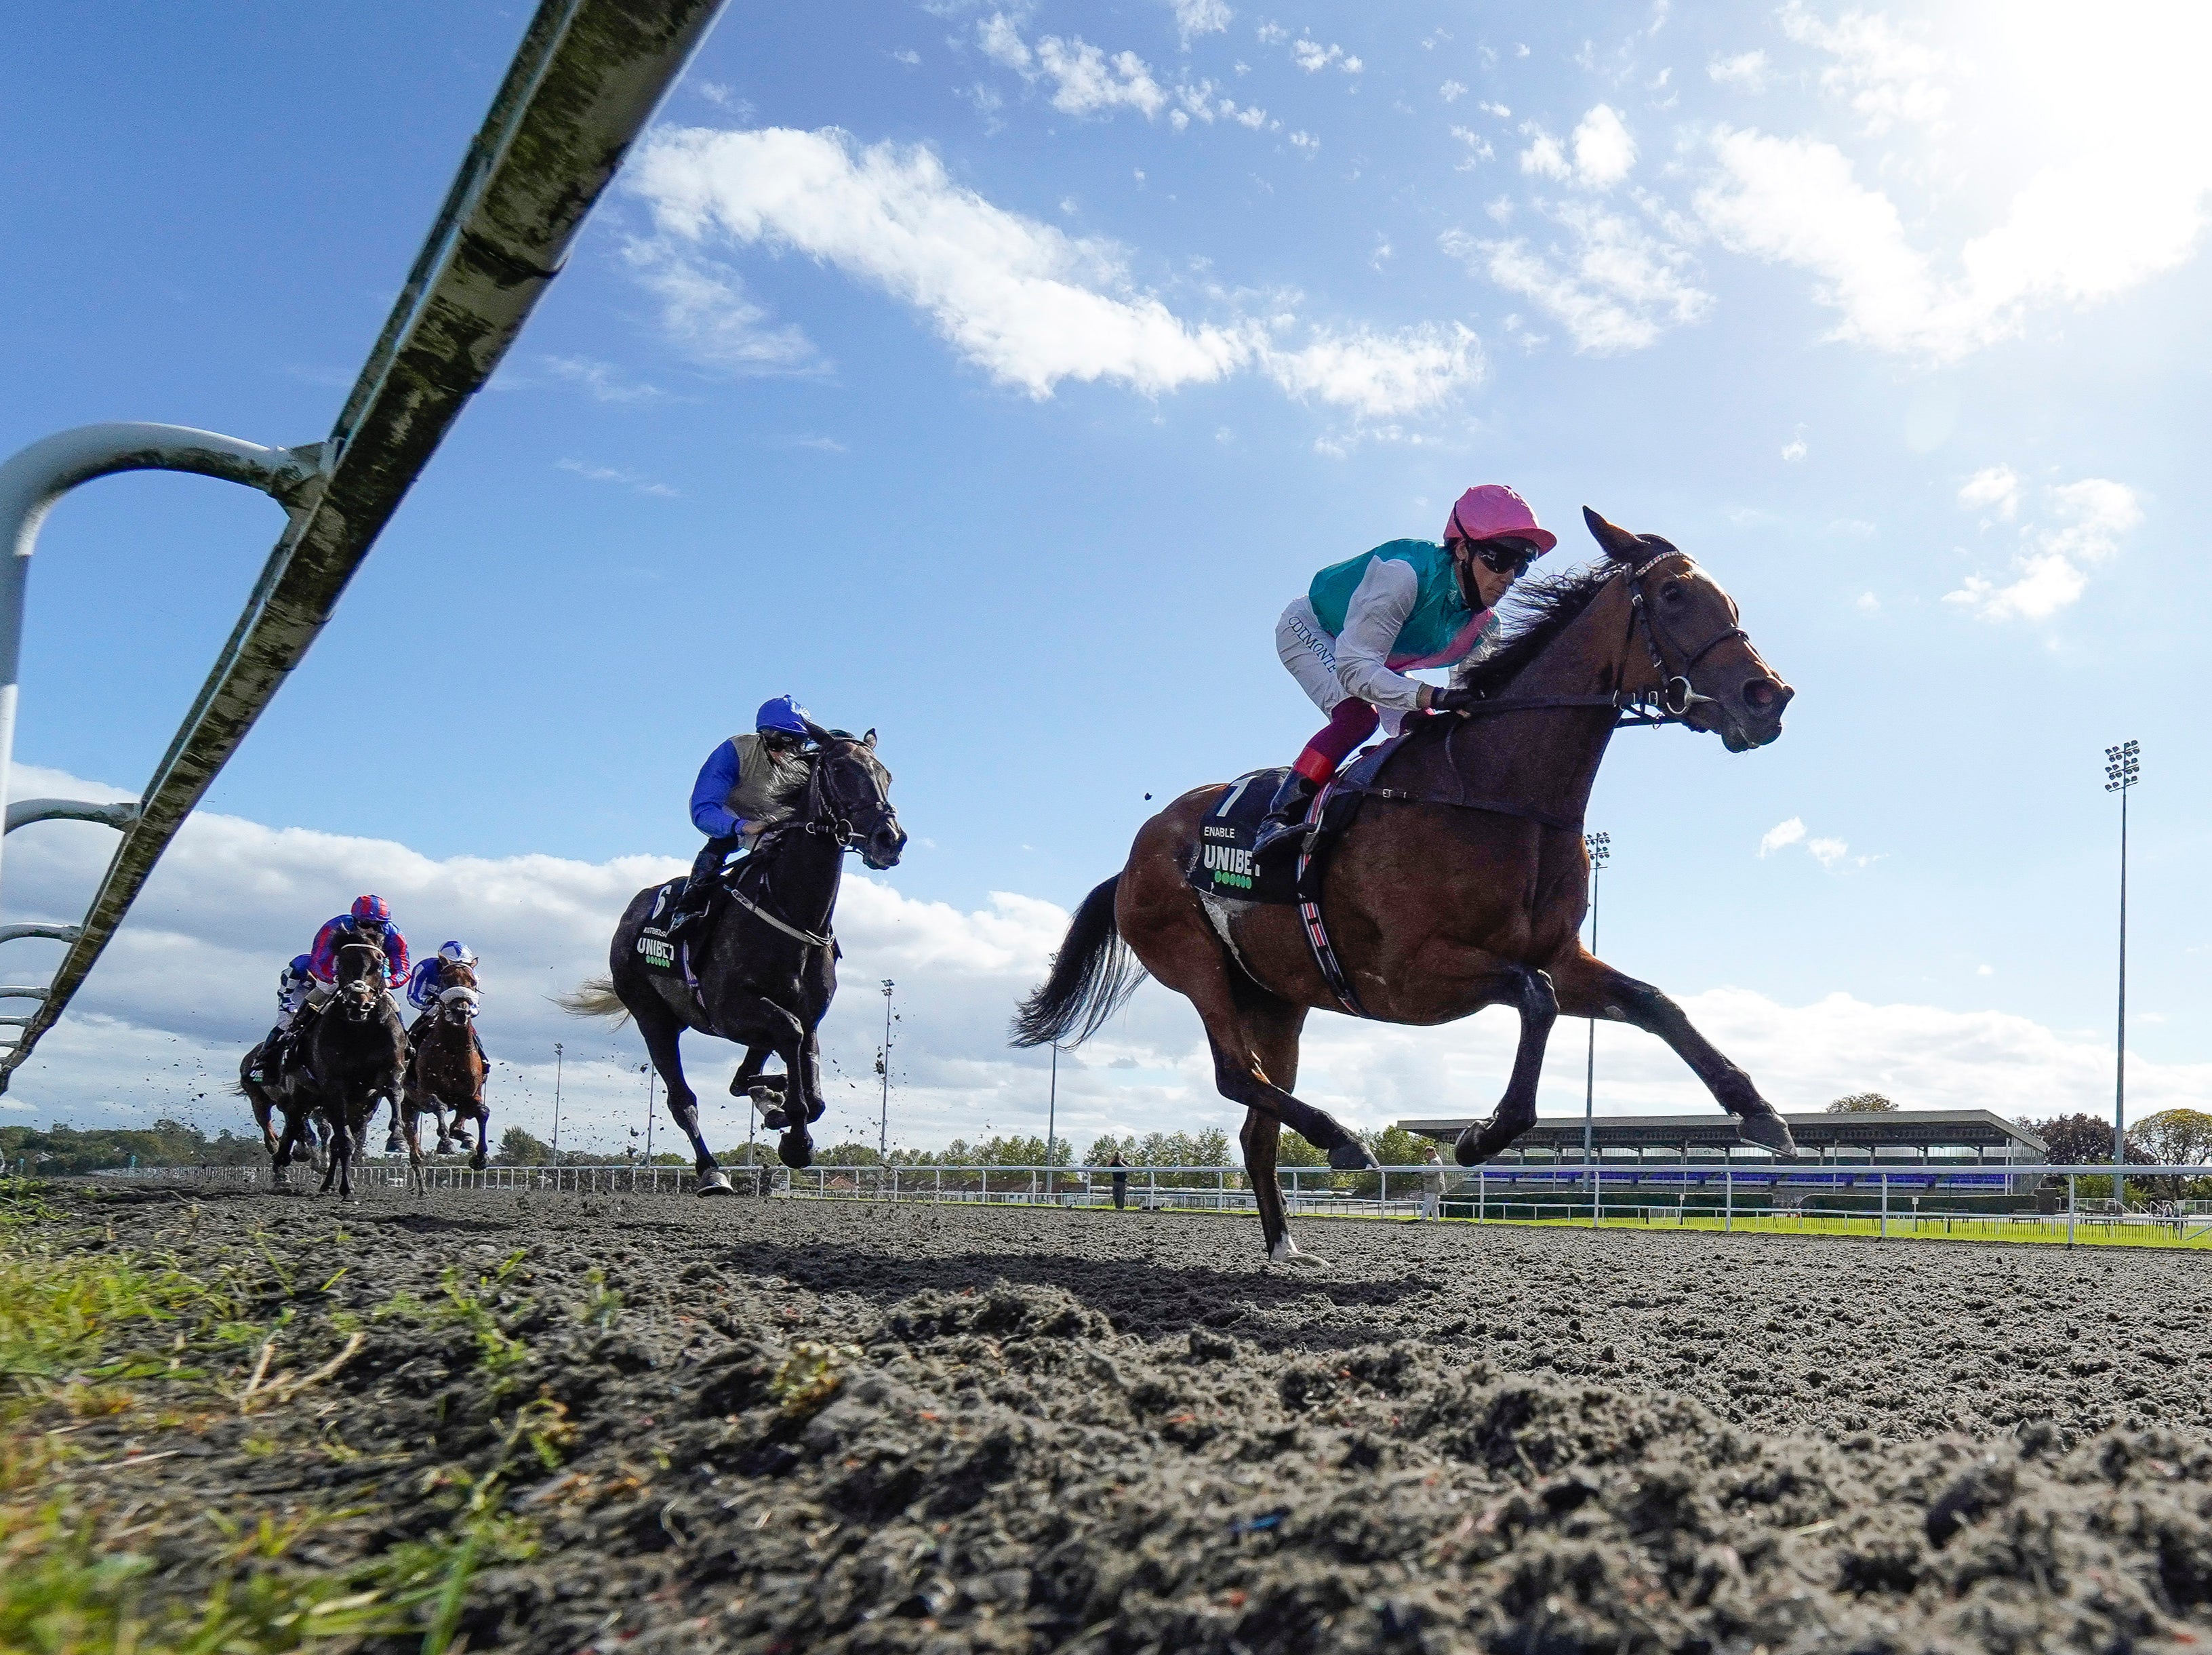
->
xmin=2105 ymin=741 xmax=2140 ymax=1198
xmin=1582 ymin=831 xmax=1611 ymax=1188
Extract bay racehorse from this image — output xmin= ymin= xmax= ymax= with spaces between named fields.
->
xmin=1013 ymin=509 xmax=1797 ymax=1261
xmin=563 ymin=726 xmax=906 ymax=1190
xmin=310 ymin=940 xmax=409 ymax=1199
xmin=403 ymin=958 xmax=489 ymax=1189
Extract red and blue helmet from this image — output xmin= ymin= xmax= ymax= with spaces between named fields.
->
xmin=755 ymin=695 xmax=809 ymax=738
xmin=350 ymin=894 xmax=391 ymax=923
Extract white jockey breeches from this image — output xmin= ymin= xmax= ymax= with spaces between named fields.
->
xmin=1276 ymin=599 xmax=1407 ymax=737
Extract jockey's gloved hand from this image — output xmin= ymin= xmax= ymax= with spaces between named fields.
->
xmin=1428 ymin=684 xmax=1482 ymax=715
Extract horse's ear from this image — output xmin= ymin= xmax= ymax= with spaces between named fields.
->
xmin=800 ymin=716 xmax=834 ymax=745
xmin=1583 ymin=506 xmax=1642 ymax=563
xmin=862 ymin=728 xmax=877 ymax=749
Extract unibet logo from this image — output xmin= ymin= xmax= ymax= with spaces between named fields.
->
xmin=637 ymin=936 xmax=677 ymax=967
xmin=1201 ymin=841 xmax=1254 ymax=889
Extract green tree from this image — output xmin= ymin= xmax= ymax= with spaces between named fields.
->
xmin=500 ymin=1126 xmax=553 ymax=1164
xmin=1828 ymin=1093 xmax=1896 ymax=1112
xmin=2130 ymin=1109 xmax=2212 ymax=1201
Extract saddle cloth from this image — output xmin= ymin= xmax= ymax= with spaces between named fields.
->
xmin=1180 ymin=737 xmax=1403 ymax=907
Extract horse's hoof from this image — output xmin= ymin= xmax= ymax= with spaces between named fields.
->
xmin=1737 ymin=1109 xmax=1798 ymax=1157
xmin=697 ymin=1170 xmax=734 ymax=1198
xmin=805 ymin=1100 xmax=826 ymax=1124
xmin=1328 ymin=1140 xmax=1378 ymax=1172
xmin=759 ymin=1107 xmax=789 ymax=1132
xmin=744 ymin=1081 xmax=785 ymax=1104
xmin=384 ymin=1132 xmax=403 ymax=1154
xmin=470 ymin=1153 xmax=487 ymax=1172
xmin=778 ymin=1128 xmax=813 ymax=1170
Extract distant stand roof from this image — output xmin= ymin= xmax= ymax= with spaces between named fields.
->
xmin=1398 ymin=1109 xmax=2047 ymax=1156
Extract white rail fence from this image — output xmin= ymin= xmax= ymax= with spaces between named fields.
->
xmin=83 ymin=1161 xmax=2212 ymax=1243
xmin=0 ymin=0 xmax=725 ymax=1088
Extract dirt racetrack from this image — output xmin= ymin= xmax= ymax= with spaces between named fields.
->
xmin=21 ymin=1180 xmax=2212 ymax=1654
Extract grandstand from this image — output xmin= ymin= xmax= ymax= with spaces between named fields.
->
xmin=1396 ymin=1109 xmax=2051 ymax=1196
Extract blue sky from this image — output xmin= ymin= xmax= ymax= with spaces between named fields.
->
xmin=3 ymin=0 xmax=2207 ymax=1154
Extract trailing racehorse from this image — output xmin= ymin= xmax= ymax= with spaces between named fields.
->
xmin=562 ymin=725 xmax=905 ymax=1191
xmin=1013 ymin=510 xmax=1798 ymax=1262
xmin=236 ymin=1046 xmax=328 ymax=1187
xmin=310 ymin=940 xmax=409 ymax=1200
xmin=403 ymin=958 xmax=488 ymax=1190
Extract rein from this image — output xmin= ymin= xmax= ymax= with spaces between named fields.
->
xmin=723 ymin=746 xmax=878 ymax=951
xmin=1445 ymin=551 xmax=1744 ymax=728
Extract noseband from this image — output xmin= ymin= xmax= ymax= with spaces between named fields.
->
xmin=798 ymin=748 xmax=891 ymax=854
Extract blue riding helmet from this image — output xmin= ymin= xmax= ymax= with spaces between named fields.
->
xmin=755 ymin=695 xmax=810 ymax=738
xmin=438 ymin=940 xmax=477 ymax=966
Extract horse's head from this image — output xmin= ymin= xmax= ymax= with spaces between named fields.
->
xmin=804 ymin=722 xmax=907 ymax=871
xmin=436 ymin=960 xmax=481 ymax=1023
xmin=1584 ymin=508 xmax=1794 ymax=753
xmin=333 ymin=940 xmax=389 ymax=1022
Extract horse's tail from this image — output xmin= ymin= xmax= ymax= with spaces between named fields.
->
xmin=1011 ymin=875 xmax=1146 ymax=1049
xmin=553 ymin=976 xmax=632 ymax=1029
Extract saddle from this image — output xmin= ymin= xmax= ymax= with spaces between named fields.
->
xmin=1182 ymin=737 xmax=1403 ymax=907
xmin=636 ymin=850 xmax=839 ymax=993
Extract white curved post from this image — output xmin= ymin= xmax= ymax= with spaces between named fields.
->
xmin=0 ymin=425 xmax=320 ymax=944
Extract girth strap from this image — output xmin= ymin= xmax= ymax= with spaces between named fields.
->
xmin=1295 ymin=776 xmax=1368 ymax=1019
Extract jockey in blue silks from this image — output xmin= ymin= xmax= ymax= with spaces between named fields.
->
xmin=405 ymin=940 xmax=487 ymax=1066
xmin=249 ymin=954 xmax=317 ymax=1082
xmin=664 ymin=695 xmax=815 ymax=944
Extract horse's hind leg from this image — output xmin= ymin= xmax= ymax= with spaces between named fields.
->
xmin=729 ymin=1045 xmax=786 ymax=1129
xmin=1451 ymin=964 xmax=1559 ymax=1165
xmin=1550 ymin=952 xmax=1797 ymax=1155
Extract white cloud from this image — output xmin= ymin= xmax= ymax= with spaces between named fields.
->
xmin=1708 ymin=48 xmax=1768 ymax=90
xmin=1946 ymin=472 xmax=2141 ymax=621
xmin=1440 ymin=79 xmax=1466 ymax=102
xmin=891 ymin=47 xmax=921 ymax=68
xmin=19 ymin=758 xmax=2205 ymax=1153
xmin=1519 ymin=125 xmax=1570 ymax=182
xmin=1571 ymin=104 xmax=1636 ymax=188
xmin=1289 ymin=37 xmax=1361 ymax=73
xmin=1758 ymin=817 xmax=1807 ymax=856
xmin=1287 ymin=129 xmax=1319 ymax=157
xmin=1778 ymin=1 xmax=1947 ymax=136
xmin=1781 ymin=435 xmax=1807 ymax=462
xmin=628 ymin=125 xmax=1481 ymax=420
xmin=1957 ymin=462 xmax=2019 ymax=520
xmin=542 ymin=355 xmax=664 ymax=403
xmin=1478 ymin=100 xmax=1510 ymax=119
xmin=981 ymin=16 xmax=1169 ymax=119
xmin=1449 ymin=127 xmax=1493 ymax=170
xmin=556 ymin=458 xmax=677 ymax=498
xmin=620 ymin=247 xmax=820 ymax=375
xmin=1807 ymin=836 xmax=1849 ymax=868
xmin=1168 ymin=0 xmax=1231 ymax=47
xmin=1697 ymin=5 xmax=2212 ymax=362
xmin=1445 ymin=203 xmax=1712 ymax=354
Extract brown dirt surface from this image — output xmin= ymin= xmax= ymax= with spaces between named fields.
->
xmin=22 ymin=1180 xmax=2212 ymax=1654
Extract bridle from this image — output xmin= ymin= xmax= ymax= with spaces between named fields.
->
xmin=1621 ymin=549 xmax=1750 ymax=722
xmin=725 ymin=743 xmax=897 ymax=951
xmin=1440 ymin=550 xmax=1754 ymax=728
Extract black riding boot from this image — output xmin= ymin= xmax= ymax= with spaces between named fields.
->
xmin=666 ymin=835 xmax=740 ymax=944
xmin=1251 ymin=770 xmax=1321 ymax=866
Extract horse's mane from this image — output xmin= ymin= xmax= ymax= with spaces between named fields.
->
xmin=1450 ymin=558 xmax=1626 ymax=696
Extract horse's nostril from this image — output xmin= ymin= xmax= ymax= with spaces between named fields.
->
xmin=1743 ymin=678 xmax=1777 ymax=711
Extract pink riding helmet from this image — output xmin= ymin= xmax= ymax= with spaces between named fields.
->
xmin=1445 ymin=483 xmax=1556 ymax=553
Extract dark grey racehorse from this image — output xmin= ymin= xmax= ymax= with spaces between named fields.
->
xmin=563 ymin=727 xmax=904 ymax=1191
xmin=237 ymin=1044 xmax=330 ymax=1187
xmin=310 ymin=940 xmax=409 ymax=1199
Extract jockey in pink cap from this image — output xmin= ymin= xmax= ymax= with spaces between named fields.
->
xmin=1252 ymin=483 xmax=1557 ymax=864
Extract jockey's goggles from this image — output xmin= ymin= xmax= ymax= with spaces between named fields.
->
xmin=1460 ymin=535 xmax=1543 ymax=578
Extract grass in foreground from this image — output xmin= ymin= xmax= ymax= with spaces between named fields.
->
xmin=0 ymin=1181 xmax=548 ymax=1655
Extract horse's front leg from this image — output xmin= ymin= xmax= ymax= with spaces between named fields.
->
xmin=1452 ymin=964 xmax=1560 ymax=1166
xmin=470 ymin=1097 xmax=489 ymax=1172
xmin=1549 ymin=951 xmax=1798 ymax=1155
xmin=729 ymin=1045 xmax=786 ymax=1130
